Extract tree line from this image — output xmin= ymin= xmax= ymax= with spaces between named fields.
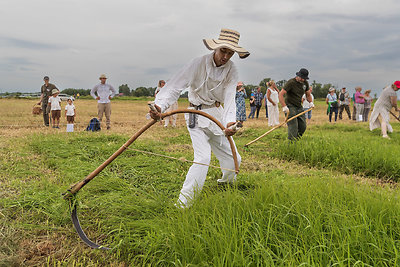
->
xmin=58 ymin=79 xmax=336 ymax=99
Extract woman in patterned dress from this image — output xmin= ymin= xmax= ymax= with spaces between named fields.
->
xmin=235 ymin=81 xmax=247 ymax=123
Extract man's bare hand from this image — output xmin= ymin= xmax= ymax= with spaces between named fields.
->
xmin=149 ymin=104 xmax=162 ymax=121
xmin=225 ymin=122 xmax=239 ymax=136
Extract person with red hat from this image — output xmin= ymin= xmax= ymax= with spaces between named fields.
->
xmin=369 ymin=81 xmax=400 ymax=138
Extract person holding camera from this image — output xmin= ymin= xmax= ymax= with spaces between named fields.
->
xmin=326 ymin=88 xmax=339 ymax=123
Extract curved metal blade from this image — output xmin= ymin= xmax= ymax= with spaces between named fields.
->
xmin=71 ymin=203 xmax=111 ymax=250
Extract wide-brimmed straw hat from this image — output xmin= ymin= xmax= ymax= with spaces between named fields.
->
xmin=203 ymin=28 xmax=250 ymax=59
xmin=52 ymin=89 xmax=59 ymax=95
xmin=99 ymin=74 xmax=107 ymax=79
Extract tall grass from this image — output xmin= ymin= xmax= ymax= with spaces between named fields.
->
xmin=257 ymin=123 xmax=400 ymax=181
xmin=2 ymin=131 xmax=400 ymax=265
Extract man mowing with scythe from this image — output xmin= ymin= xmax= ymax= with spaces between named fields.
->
xmin=149 ymin=28 xmax=250 ymax=208
xmin=278 ymin=68 xmax=314 ymax=141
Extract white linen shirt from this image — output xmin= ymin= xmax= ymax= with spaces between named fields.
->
xmin=90 ymin=83 xmax=117 ymax=103
xmin=155 ymin=53 xmax=238 ymax=133
xmin=65 ymin=103 xmax=75 ymax=116
xmin=48 ymin=96 xmax=61 ymax=110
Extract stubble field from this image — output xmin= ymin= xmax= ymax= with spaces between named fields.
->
xmin=1 ymin=97 xmax=399 ymax=266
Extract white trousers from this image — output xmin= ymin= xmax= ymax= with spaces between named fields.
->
xmin=178 ymin=126 xmax=241 ymax=207
xmin=164 ymin=102 xmax=178 ymax=127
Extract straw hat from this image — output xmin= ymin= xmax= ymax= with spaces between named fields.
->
xmin=203 ymin=28 xmax=250 ymax=59
xmin=99 ymin=74 xmax=107 ymax=79
xmin=51 ymin=89 xmax=59 ymax=95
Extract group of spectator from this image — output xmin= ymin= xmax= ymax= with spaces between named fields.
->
xmin=38 ymin=74 xmax=117 ymax=130
xmin=235 ymin=79 xmax=315 ymax=127
xmin=326 ymin=86 xmax=373 ymax=123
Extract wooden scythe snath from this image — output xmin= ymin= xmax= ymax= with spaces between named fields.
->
xmin=63 ymin=109 xmax=240 ymax=249
xmin=244 ymin=107 xmax=314 ymax=147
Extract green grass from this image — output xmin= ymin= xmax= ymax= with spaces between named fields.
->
xmin=243 ymin=122 xmax=400 ymax=182
xmin=1 ymin=123 xmax=400 ymax=266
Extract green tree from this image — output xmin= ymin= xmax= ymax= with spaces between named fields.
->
xmin=133 ymin=87 xmax=149 ymax=97
xmin=276 ymin=80 xmax=287 ymax=89
xmin=119 ymin=84 xmax=131 ymax=96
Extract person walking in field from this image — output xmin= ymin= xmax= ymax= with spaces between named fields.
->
xmin=369 ymin=81 xmax=400 ymax=139
xmin=235 ymin=81 xmax=247 ymax=123
xmin=278 ymin=68 xmax=313 ymax=141
xmin=149 ymin=28 xmax=249 ymax=208
xmin=301 ymin=86 xmax=314 ymax=124
xmin=338 ymin=87 xmax=351 ymax=120
xmin=37 ymin=76 xmax=58 ymax=127
xmin=266 ymin=80 xmax=280 ymax=126
xmin=48 ymin=89 xmax=62 ymax=129
xmin=90 ymin=74 xmax=117 ymax=130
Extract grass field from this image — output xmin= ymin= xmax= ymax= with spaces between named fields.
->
xmin=1 ymin=98 xmax=399 ymax=266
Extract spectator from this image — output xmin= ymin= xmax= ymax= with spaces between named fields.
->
xmin=302 ymin=86 xmax=314 ymax=124
xmin=354 ymin=86 xmax=365 ymax=122
xmin=48 ymin=89 xmax=61 ymax=129
xmin=248 ymin=93 xmax=256 ymax=119
xmin=338 ymin=87 xmax=351 ymax=120
xmin=90 ymin=74 xmax=117 ymax=130
xmin=278 ymin=68 xmax=313 ymax=141
xmin=326 ymin=88 xmax=338 ymax=123
xmin=235 ymin=81 xmax=247 ymax=123
xmin=65 ymin=97 xmax=76 ymax=132
xmin=352 ymin=92 xmax=357 ymax=120
xmin=266 ymin=80 xmax=280 ymax=126
xmin=363 ymin=89 xmax=373 ymax=122
xmin=162 ymin=80 xmax=179 ymax=128
xmin=37 ymin=76 xmax=58 ymax=127
xmin=369 ymin=81 xmax=400 ymax=138
xmin=254 ymin=86 xmax=264 ymax=118
xmin=154 ymin=80 xmax=165 ymax=97
xmin=150 ymin=28 xmax=249 ymax=208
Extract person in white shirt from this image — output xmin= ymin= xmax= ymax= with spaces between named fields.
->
xmin=266 ymin=80 xmax=280 ymax=126
xmin=149 ymin=28 xmax=250 ymax=208
xmin=48 ymin=89 xmax=62 ymax=129
xmin=65 ymin=98 xmax=76 ymax=124
xmin=302 ymin=86 xmax=314 ymax=124
xmin=90 ymin=74 xmax=117 ymax=130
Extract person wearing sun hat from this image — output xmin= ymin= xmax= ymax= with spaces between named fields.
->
xmin=369 ymin=81 xmax=400 ymax=138
xmin=149 ymin=28 xmax=250 ymax=208
xmin=278 ymin=68 xmax=313 ymax=141
xmin=90 ymin=74 xmax=117 ymax=130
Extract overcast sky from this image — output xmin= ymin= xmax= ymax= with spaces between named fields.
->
xmin=1 ymin=0 xmax=399 ymax=96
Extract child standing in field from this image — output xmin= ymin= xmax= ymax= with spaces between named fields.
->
xmin=65 ymin=98 xmax=76 ymax=131
xmin=48 ymin=89 xmax=62 ymax=128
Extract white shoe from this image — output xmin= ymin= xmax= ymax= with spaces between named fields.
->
xmin=382 ymin=135 xmax=390 ymax=139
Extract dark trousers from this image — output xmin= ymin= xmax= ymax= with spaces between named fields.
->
xmin=287 ymin=105 xmax=307 ymax=141
xmin=265 ymin=106 xmax=268 ymax=118
xmin=329 ymin=107 xmax=338 ymax=122
xmin=339 ymin=104 xmax=351 ymax=120
xmin=352 ymin=105 xmax=356 ymax=120
xmin=42 ymin=101 xmax=50 ymax=126
xmin=255 ymin=105 xmax=262 ymax=118
xmin=248 ymin=106 xmax=256 ymax=118
xmin=363 ymin=108 xmax=371 ymax=122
